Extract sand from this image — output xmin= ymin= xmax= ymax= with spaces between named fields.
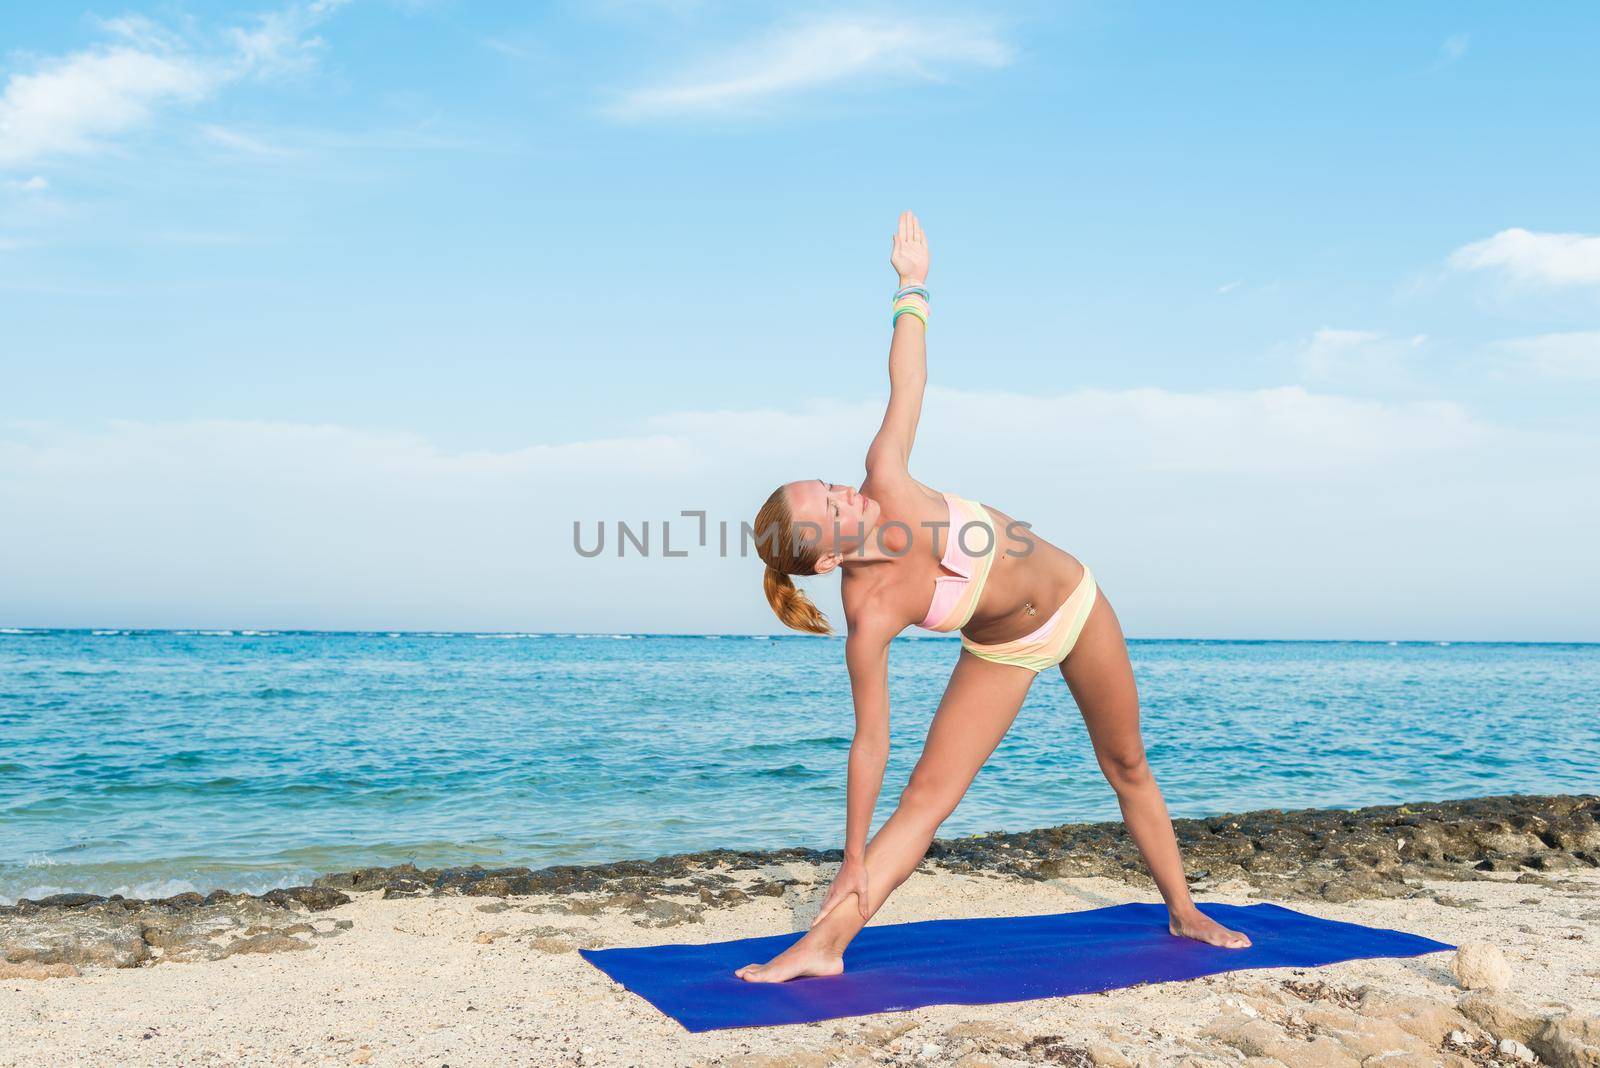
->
xmin=3 ymin=861 xmax=1597 ymax=1067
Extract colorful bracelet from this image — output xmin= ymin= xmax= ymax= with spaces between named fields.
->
xmin=892 ymin=282 xmax=929 ymax=327
xmin=892 ymin=293 xmax=929 ymax=327
xmin=893 ymin=304 xmax=928 ymax=327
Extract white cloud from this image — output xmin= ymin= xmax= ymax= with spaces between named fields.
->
xmin=608 ymin=14 xmax=1012 ymax=119
xmin=1438 ymin=32 xmax=1469 ymax=64
xmin=1296 ymin=328 xmax=1427 ymax=392
xmin=227 ymin=0 xmax=350 ymax=79
xmin=1501 ymin=331 xmax=1600 ymax=381
xmin=0 ymin=1 xmax=345 ymax=170
xmin=4 ymin=384 xmax=1596 ymax=639
xmin=0 ymin=47 xmax=213 ymax=167
xmin=480 ymin=37 xmax=533 ymax=61
xmin=1449 ymin=228 xmax=1600 ymax=287
xmin=199 ymin=124 xmax=291 ymax=157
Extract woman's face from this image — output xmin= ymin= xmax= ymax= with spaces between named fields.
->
xmin=784 ymin=479 xmax=882 ymax=557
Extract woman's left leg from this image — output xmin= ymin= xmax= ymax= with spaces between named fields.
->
xmin=736 ymin=650 xmax=1038 ymax=982
xmin=1061 ymin=591 xmax=1251 ymax=948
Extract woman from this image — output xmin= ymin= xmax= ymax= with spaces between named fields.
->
xmin=737 ymin=211 xmax=1249 ymax=984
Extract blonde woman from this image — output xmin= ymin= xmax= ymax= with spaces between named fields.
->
xmin=738 ymin=211 xmax=1248 ymax=983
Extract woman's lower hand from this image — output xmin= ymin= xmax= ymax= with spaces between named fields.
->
xmin=811 ymin=854 xmax=871 ymax=927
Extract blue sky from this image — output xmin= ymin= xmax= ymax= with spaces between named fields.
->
xmin=2 ymin=2 xmax=1598 ymax=637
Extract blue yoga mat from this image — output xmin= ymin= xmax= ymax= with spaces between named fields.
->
xmin=579 ymin=901 xmax=1452 ymax=1032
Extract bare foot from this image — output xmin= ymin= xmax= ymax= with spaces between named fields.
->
xmin=1170 ymin=907 xmax=1252 ymax=949
xmin=734 ymin=932 xmax=844 ymax=983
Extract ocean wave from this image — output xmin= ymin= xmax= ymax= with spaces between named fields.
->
xmin=0 ymin=870 xmax=311 ymax=907
xmin=740 ymin=736 xmax=851 ymax=754
xmin=756 ymin=763 xmax=819 ymax=779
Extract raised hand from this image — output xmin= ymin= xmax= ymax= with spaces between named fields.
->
xmin=891 ymin=210 xmax=930 ymax=284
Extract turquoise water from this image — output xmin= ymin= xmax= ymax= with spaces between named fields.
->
xmin=1 ymin=630 xmax=1596 ymax=903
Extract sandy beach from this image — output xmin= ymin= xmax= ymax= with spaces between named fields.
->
xmin=4 ymin=795 xmax=1598 ymax=1067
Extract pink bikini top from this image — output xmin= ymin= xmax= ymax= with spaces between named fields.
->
xmin=917 ymin=493 xmax=999 ymax=632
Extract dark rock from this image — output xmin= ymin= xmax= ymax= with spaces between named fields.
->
xmin=636 ymin=900 xmax=704 ymax=927
xmin=26 ymin=894 xmax=105 ymax=910
xmin=260 ymin=886 xmax=350 ymax=911
xmin=222 ymin=932 xmax=311 ymax=957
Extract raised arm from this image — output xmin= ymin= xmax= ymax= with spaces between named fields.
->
xmin=810 ymin=620 xmax=894 ymax=925
xmin=864 ymin=211 xmax=931 ymax=481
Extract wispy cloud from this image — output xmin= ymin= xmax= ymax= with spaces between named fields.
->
xmin=1449 ymin=228 xmax=1600 ymax=287
xmin=480 ymin=37 xmax=533 ymax=60
xmin=1297 ymin=328 xmax=1429 ymax=392
xmin=228 ymin=0 xmax=350 ymax=79
xmin=1437 ymin=32 xmax=1469 ymax=66
xmin=608 ymin=14 xmax=1012 ymax=119
xmin=199 ymin=124 xmax=293 ymax=158
xmin=0 ymin=1 xmax=346 ymax=171
xmin=1501 ymin=331 xmax=1600 ymax=381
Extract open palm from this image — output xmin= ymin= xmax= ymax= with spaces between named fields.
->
xmin=891 ymin=210 xmax=930 ymax=282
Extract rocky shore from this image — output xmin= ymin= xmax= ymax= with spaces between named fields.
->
xmin=311 ymin=791 xmax=1600 ymax=906
xmin=3 ymin=793 xmax=1598 ymax=1066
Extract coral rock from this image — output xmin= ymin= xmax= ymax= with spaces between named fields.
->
xmin=1452 ymin=942 xmax=1512 ymax=990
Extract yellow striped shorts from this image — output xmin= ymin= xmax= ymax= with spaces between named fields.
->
xmin=960 ymin=566 xmax=1098 ymax=674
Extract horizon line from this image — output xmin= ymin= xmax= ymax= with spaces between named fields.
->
xmin=2 ymin=627 xmax=1597 ymax=646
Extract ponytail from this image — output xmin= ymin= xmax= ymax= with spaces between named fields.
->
xmin=763 ymin=565 xmax=831 ymax=636
xmin=753 ymin=484 xmax=833 ymax=635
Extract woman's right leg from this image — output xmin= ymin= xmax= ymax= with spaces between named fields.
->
xmin=1060 ymin=591 xmax=1250 ymax=948
xmin=736 ymin=650 xmax=1037 ymax=982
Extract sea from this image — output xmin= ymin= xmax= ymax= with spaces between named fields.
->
xmin=2 ymin=630 xmax=1596 ymax=904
